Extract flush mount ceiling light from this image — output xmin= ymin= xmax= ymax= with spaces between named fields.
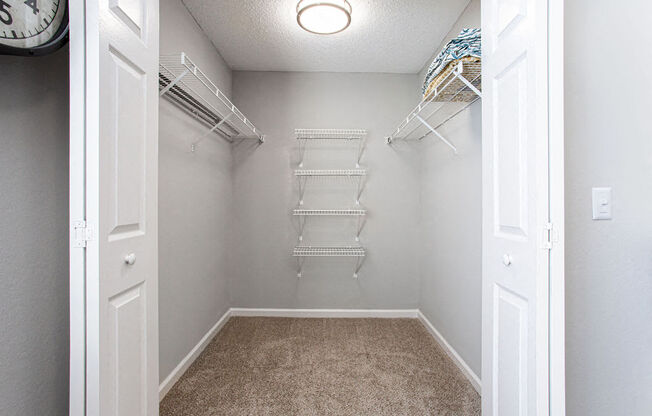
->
xmin=296 ymin=0 xmax=352 ymax=35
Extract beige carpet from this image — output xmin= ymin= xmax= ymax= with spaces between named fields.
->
xmin=160 ymin=317 xmax=480 ymax=415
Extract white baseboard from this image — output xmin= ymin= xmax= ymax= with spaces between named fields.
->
xmin=158 ymin=308 xmax=232 ymax=401
xmin=229 ymin=308 xmax=419 ymax=318
xmin=417 ymin=310 xmax=481 ymax=393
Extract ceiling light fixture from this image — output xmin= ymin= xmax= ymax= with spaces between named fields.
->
xmin=296 ymin=0 xmax=352 ymax=35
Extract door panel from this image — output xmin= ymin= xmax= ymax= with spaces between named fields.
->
xmin=494 ymin=285 xmax=528 ymax=415
xmin=494 ymin=0 xmax=527 ymax=45
xmin=109 ymin=0 xmax=146 ymax=38
xmin=108 ymin=283 xmax=146 ymax=415
xmin=493 ymin=53 xmax=528 ymax=239
xmin=107 ymin=49 xmax=147 ymax=239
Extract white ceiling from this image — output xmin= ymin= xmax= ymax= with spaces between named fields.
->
xmin=181 ymin=0 xmax=471 ymax=74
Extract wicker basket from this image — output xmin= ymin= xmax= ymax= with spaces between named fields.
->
xmin=423 ymin=57 xmax=481 ymax=102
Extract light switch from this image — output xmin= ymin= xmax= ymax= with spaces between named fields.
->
xmin=592 ymin=187 xmax=612 ymax=220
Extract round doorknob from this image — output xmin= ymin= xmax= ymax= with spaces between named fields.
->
xmin=502 ymin=254 xmax=513 ymax=267
xmin=124 ymin=253 xmax=136 ymax=265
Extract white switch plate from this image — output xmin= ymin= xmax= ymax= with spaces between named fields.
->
xmin=592 ymin=187 xmax=612 ymax=220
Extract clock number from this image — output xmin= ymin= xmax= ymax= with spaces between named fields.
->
xmin=24 ymin=0 xmax=39 ymax=15
xmin=0 ymin=0 xmax=12 ymax=26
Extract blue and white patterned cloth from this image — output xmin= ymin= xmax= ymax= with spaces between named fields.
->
xmin=422 ymin=28 xmax=482 ymax=95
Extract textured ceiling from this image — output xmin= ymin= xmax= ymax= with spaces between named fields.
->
xmin=181 ymin=0 xmax=471 ymax=73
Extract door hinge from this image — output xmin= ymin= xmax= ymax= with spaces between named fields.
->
xmin=72 ymin=220 xmax=93 ymax=248
xmin=542 ymin=222 xmax=554 ymax=250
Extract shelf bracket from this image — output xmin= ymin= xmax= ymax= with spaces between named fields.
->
xmin=414 ymin=98 xmax=479 ymax=141
xmin=355 ymin=176 xmax=365 ymax=205
xmin=452 ymin=63 xmax=482 ymax=98
xmin=191 ymin=113 xmax=234 ymax=151
xmin=297 ymin=176 xmax=308 ymax=206
xmin=159 ymin=68 xmax=189 ymax=97
xmin=415 ymin=114 xmax=458 ymax=154
xmin=298 ymin=140 xmax=307 ymax=168
xmin=353 ymin=256 xmax=365 ymax=279
xmin=355 ymin=215 xmax=366 ymax=242
xmin=297 ymin=215 xmax=306 ymax=242
xmin=355 ymin=136 xmax=365 ymax=168
xmin=296 ymin=257 xmax=306 ymax=278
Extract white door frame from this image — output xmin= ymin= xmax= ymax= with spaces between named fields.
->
xmin=69 ymin=0 xmax=86 ymax=414
xmin=548 ymin=0 xmax=566 ymax=413
xmin=68 ymin=0 xmax=566 ymax=414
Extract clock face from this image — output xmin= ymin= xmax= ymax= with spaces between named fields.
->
xmin=0 ymin=0 xmax=67 ymax=49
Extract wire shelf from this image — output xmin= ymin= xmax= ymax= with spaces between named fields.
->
xmin=295 ymin=129 xmax=367 ymax=140
xmin=293 ymin=209 xmax=366 ymax=216
xmin=386 ymin=60 xmax=482 ymax=151
xmin=159 ymin=53 xmax=264 ymax=143
xmin=293 ymin=246 xmax=366 ymax=257
xmin=294 ymin=169 xmax=367 ymax=177
xmin=296 ymin=129 xmax=366 ymax=167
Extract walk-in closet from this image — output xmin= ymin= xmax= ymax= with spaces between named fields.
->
xmin=154 ymin=1 xmax=484 ymax=413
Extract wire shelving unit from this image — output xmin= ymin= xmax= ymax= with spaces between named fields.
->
xmin=296 ymin=129 xmax=367 ymax=167
xmin=293 ymin=246 xmax=366 ymax=278
xmin=295 ymin=169 xmax=366 ymax=206
xmin=159 ymin=52 xmax=265 ymax=147
xmin=293 ymin=209 xmax=366 ymax=216
xmin=294 ymin=209 xmax=367 ymax=243
xmin=385 ymin=60 xmax=482 ymax=153
xmin=294 ymin=169 xmax=366 ymax=176
xmin=292 ymin=129 xmax=368 ymax=278
xmin=295 ymin=129 xmax=366 ymax=140
xmin=293 ymin=246 xmax=366 ymax=256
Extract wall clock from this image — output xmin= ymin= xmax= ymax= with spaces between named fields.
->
xmin=0 ymin=0 xmax=68 ymax=56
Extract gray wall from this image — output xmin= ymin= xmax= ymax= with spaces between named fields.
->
xmin=230 ymin=71 xmax=421 ymax=308
xmin=417 ymin=0 xmax=482 ymax=377
xmin=565 ymin=1 xmax=652 ymax=414
xmin=0 ymin=48 xmax=70 ymax=415
xmin=158 ymin=0 xmax=234 ymax=383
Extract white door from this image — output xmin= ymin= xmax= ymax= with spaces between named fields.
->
xmin=481 ymin=0 xmax=551 ymax=414
xmin=70 ymin=0 xmax=159 ymax=414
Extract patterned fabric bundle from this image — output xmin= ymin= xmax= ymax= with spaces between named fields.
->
xmin=422 ymin=28 xmax=482 ymax=96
